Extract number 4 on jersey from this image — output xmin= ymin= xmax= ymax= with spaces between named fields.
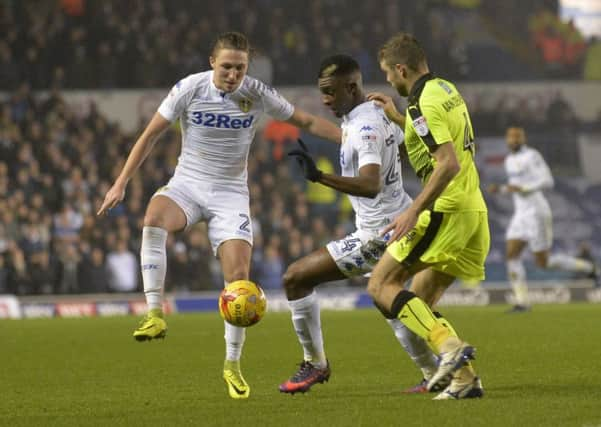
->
xmin=462 ymin=112 xmax=475 ymax=155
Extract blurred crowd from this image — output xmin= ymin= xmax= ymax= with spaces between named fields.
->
xmin=2 ymin=0 xmax=597 ymax=91
xmin=529 ymin=8 xmax=600 ymax=80
xmin=0 ymin=85 xmax=356 ymax=295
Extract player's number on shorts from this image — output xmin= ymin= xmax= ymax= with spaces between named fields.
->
xmin=462 ymin=112 xmax=475 ymax=156
xmin=341 ymin=238 xmax=361 ymax=253
xmin=238 ymin=214 xmax=251 ymax=233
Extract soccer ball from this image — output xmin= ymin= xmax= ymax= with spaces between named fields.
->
xmin=219 ymin=280 xmax=267 ymax=327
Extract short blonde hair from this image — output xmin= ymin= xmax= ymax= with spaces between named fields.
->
xmin=378 ymin=33 xmax=426 ymax=71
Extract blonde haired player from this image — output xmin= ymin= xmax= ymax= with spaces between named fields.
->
xmin=488 ymin=126 xmax=599 ymax=312
xmin=97 ymin=32 xmax=341 ymax=399
xmin=367 ymin=32 xmax=489 ymax=400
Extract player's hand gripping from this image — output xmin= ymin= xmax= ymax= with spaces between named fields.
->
xmin=97 ymin=181 xmax=127 ymax=215
xmin=381 ymin=207 xmax=419 ymax=245
xmin=367 ymin=92 xmax=404 ymax=126
xmin=288 ymin=139 xmax=323 ymax=182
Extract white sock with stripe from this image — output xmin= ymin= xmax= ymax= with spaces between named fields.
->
xmin=547 ymin=253 xmax=594 ymax=274
xmin=507 ymin=258 xmax=529 ymax=306
xmin=141 ymin=226 xmax=168 ymax=311
xmin=289 ymin=290 xmax=327 ymax=368
xmin=387 ymin=318 xmax=438 ymax=380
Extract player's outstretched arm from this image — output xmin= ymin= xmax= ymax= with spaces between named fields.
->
xmin=366 ymin=92 xmax=406 ymax=128
xmin=286 ymin=108 xmax=342 ymax=144
xmin=97 ymin=112 xmax=171 ymax=215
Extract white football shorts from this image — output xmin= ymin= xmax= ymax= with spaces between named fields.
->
xmin=153 ymin=177 xmax=252 ymax=255
xmin=326 ymin=228 xmax=391 ymax=277
xmin=505 ymin=209 xmax=553 ymax=252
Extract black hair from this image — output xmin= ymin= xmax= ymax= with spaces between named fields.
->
xmin=318 ymin=54 xmax=360 ymax=79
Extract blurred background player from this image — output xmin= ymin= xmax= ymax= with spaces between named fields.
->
xmin=97 ymin=31 xmax=341 ymax=399
xmin=278 ymin=54 xmax=424 ymax=394
xmin=367 ymin=32 xmax=489 ymax=400
xmin=488 ymin=126 xmax=600 ymax=312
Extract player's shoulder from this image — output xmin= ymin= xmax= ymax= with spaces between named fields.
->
xmin=424 ymin=77 xmax=459 ymax=97
xmin=523 ymin=145 xmax=541 ymax=156
xmin=240 ymin=75 xmax=278 ymax=98
xmin=168 ymin=71 xmax=210 ymax=96
xmin=420 ymin=77 xmax=460 ymax=112
xmin=178 ymin=71 xmax=210 ymax=88
xmin=346 ymin=101 xmax=383 ymax=129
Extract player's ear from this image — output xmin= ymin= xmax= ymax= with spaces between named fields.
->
xmin=348 ymin=82 xmax=357 ymax=95
xmin=395 ymin=63 xmax=405 ymax=78
xmin=209 ymin=56 xmax=216 ymax=69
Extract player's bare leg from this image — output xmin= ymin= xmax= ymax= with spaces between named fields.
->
xmin=368 ymin=253 xmax=479 ymax=399
xmin=279 ymin=248 xmax=344 ymax=394
xmin=534 ymin=249 xmax=600 ymax=287
xmin=506 ymin=239 xmax=529 ymax=312
xmin=134 ymin=195 xmax=187 ymax=341
xmin=218 ymin=239 xmax=253 ymax=399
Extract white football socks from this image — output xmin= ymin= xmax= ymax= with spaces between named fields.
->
xmin=223 ymin=280 xmax=247 ymax=362
xmin=386 ymin=318 xmax=438 ymax=379
xmin=141 ymin=226 xmax=168 ymax=310
xmin=224 ymin=320 xmax=246 ymax=362
xmin=547 ymin=253 xmax=594 ymax=274
xmin=507 ymin=258 xmax=529 ymax=306
xmin=289 ymin=290 xmax=327 ymax=368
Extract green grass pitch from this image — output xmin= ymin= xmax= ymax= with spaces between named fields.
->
xmin=2 ymin=304 xmax=600 ymax=427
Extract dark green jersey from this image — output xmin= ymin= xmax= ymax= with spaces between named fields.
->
xmin=404 ymin=73 xmax=487 ymax=212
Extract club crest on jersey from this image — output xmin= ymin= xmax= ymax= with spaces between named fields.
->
xmin=412 ymin=115 xmax=429 ymax=137
xmin=239 ymin=98 xmax=252 ymax=113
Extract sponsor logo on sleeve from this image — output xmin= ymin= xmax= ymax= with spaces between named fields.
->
xmin=412 ymin=115 xmax=429 ymax=137
xmin=360 ymin=126 xmax=377 ymax=141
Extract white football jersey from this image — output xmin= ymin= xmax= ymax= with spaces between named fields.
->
xmin=158 ymin=71 xmax=294 ymax=185
xmin=340 ymin=101 xmax=412 ymax=231
xmin=504 ymin=145 xmax=553 ymax=213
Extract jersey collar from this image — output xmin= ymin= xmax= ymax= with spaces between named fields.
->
xmin=408 ymin=72 xmax=435 ymax=104
xmin=343 ymin=101 xmax=373 ymax=123
xmin=209 ymin=70 xmax=245 ymax=99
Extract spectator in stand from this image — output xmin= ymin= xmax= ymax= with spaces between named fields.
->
xmin=78 ymin=247 xmax=109 ymax=293
xmin=258 ymin=244 xmax=285 ymax=290
xmin=167 ymin=241 xmax=192 ymax=292
xmin=58 ymin=243 xmax=81 ymax=294
xmin=28 ymin=250 xmax=59 ymax=294
xmin=584 ymin=36 xmax=601 ymax=80
xmin=106 ymin=239 xmax=138 ymax=292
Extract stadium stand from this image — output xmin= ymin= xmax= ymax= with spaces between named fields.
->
xmin=0 ymin=0 xmax=598 ymax=90
xmin=1 ymin=0 xmax=599 ymax=294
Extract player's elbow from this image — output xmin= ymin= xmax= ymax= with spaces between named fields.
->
xmin=364 ymin=180 xmax=381 ymax=198
xmin=443 ymin=158 xmax=461 ymax=180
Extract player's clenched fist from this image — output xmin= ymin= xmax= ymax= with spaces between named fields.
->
xmin=97 ymin=181 xmax=126 ymax=215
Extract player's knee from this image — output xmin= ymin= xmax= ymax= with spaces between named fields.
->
xmin=366 ymin=275 xmax=381 ymax=299
xmin=143 ymin=212 xmax=167 ymax=229
xmin=282 ymin=262 xmax=305 ymax=293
